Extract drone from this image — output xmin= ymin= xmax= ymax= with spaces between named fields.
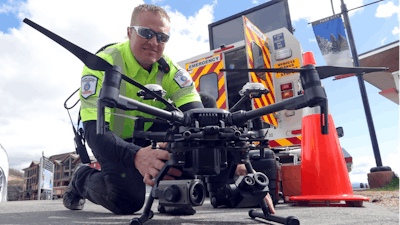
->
xmin=23 ymin=18 xmax=387 ymax=225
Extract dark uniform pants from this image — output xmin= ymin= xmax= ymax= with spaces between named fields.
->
xmin=72 ymin=150 xmax=145 ymax=215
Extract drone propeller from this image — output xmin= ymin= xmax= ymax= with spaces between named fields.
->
xmin=23 ymin=18 xmax=112 ymax=71
xmin=24 ymin=18 xmax=179 ymax=111
xmin=221 ymin=65 xmax=388 ymax=79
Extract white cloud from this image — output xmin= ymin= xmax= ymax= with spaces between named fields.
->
xmin=349 ymin=155 xmax=375 ymax=184
xmin=288 ymin=0 xmax=365 ymax=23
xmin=0 ymin=0 xmax=215 ymax=171
xmin=349 ymin=150 xmax=400 ymax=184
xmin=381 ymin=37 xmax=387 ymax=45
xmin=163 ymin=3 xmax=216 ymax=62
xmin=151 ymin=0 xmax=165 ymax=5
xmin=309 ymin=38 xmax=316 ymax=42
xmin=375 ymin=1 xmax=399 ymax=18
xmin=393 ymin=26 xmax=400 ymax=35
xmin=252 ymin=0 xmax=259 ymax=5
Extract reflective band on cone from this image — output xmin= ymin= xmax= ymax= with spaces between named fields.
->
xmin=289 ymin=106 xmax=369 ymax=206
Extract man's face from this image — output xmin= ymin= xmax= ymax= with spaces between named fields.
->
xmin=127 ymin=11 xmax=170 ymax=70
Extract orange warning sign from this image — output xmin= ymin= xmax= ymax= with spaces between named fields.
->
xmin=274 ymin=58 xmax=300 ymax=78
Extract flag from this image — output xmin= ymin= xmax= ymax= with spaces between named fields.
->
xmin=312 ymin=14 xmax=355 ymax=80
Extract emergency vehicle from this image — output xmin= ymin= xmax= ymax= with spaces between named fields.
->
xmin=177 ymin=0 xmax=353 ymax=204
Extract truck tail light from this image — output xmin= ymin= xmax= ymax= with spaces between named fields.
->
xmin=281 ymin=83 xmax=292 ymax=91
xmin=281 ymin=82 xmax=294 ymax=99
xmin=282 ymin=91 xmax=293 ymax=99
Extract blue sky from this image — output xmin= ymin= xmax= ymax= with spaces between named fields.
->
xmin=312 ymin=16 xmax=347 ymax=40
xmin=0 ymin=0 xmax=399 ymax=185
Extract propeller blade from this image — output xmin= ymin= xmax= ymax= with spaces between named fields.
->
xmin=23 ymin=18 xmax=112 ymax=71
xmin=315 ymin=66 xmax=388 ymax=79
xmin=221 ymin=66 xmax=388 ymax=79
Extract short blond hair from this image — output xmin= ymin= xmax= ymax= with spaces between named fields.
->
xmin=130 ymin=4 xmax=170 ymax=26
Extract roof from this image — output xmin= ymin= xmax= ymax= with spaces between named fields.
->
xmin=22 ymin=161 xmax=40 ymax=170
xmin=49 ymin=151 xmax=75 ymax=161
xmin=359 ymin=40 xmax=399 ymax=104
xmin=60 ymin=153 xmax=79 ymax=163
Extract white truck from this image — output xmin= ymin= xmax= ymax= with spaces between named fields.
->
xmin=177 ymin=0 xmax=352 ymax=204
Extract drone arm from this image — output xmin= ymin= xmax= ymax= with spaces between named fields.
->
xmin=117 ymin=95 xmax=185 ymax=125
xmin=228 ymin=95 xmax=307 ymax=126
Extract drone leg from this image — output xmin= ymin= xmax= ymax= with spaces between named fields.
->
xmin=130 ymin=161 xmax=174 ymax=225
xmin=248 ymin=199 xmax=300 ymax=225
xmin=244 ymin=160 xmax=254 ymax=173
xmin=319 ymin=98 xmax=329 ymax=135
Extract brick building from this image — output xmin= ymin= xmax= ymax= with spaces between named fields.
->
xmin=20 ymin=152 xmax=99 ymax=200
xmin=22 ymin=161 xmax=40 ymax=200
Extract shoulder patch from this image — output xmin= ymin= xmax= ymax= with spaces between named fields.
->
xmin=81 ymin=75 xmax=98 ymax=99
xmin=174 ymin=69 xmax=193 ymax=88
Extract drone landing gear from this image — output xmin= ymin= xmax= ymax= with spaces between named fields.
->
xmin=249 ymin=200 xmax=300 ymax=225
xmin=130 ymin=161 xmax=174 ymax=225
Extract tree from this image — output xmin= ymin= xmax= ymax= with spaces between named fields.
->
xmin=330 ymin=34 xmax=340 ymax=53
xmin=338 ymin=33 xmax=349 ymax=51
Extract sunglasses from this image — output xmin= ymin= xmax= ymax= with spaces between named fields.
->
xmin=130 ymin=26 xmax=170 ymax=43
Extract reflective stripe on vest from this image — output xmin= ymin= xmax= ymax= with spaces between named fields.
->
xmin=104 ymin=47 xmax=127 ymax=137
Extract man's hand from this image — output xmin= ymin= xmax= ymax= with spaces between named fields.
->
xmin=134 ymin=142 xmax=182 ymax=187
xmin=235 ymin=164 xmax=276 ymax=214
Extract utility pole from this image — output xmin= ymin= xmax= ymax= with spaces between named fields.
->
xmin=340 ymin=0 xmax=391 ymax=172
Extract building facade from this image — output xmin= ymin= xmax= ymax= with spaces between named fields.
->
xmin=20 ymin=152 xmax=99 ymax=200
xmin=22 ymin=161 xmax=40 ymax=200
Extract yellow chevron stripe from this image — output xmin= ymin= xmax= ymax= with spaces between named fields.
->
xmin=275 ymin=138 xmax=293 ymax=146
xmin=203 ymin=61 xmax=214 ymax=74
xmin=218 ymin=74 xmax=225 ymax=90
xmin=259 ymin=79 xmax=275 ymax=104
xmin=217 ymin=92 xmax=226 ymax=108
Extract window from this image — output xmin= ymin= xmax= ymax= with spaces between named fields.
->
xmin=224 ymin=47 xmax=252 ymax=111
xmin=251 ymin=41 xmax=267 ymax=80
xmin=199 ymin=72 xmax=219 ymax=101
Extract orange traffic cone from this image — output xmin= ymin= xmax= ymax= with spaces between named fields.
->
xmin=289 ymin=52 xmax=369 ymax=206
xmin=302 ymin=51 xmax=316 ymax=66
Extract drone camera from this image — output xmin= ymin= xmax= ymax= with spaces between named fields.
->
xmin=241 ymin=175 xmax=256 ymax=189
xmin=254 ymin=172 xmax=269 ymax=190
xmin=223 ymin=172 xmax=270 ymax=208
xmin=156 ymin=179 xmax=206 ymax=207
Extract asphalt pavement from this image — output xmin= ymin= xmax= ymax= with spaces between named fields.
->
xmin=0 ymin=196 xmax=398 ymax=225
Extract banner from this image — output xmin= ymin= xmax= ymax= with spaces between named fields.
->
xmin=312 ymin=14 xmax=354 ymax=80
xmin=38 ymin=156 xmax=54 ymax=200
xmin=41 ymin=169 xmax=53 ymax=190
